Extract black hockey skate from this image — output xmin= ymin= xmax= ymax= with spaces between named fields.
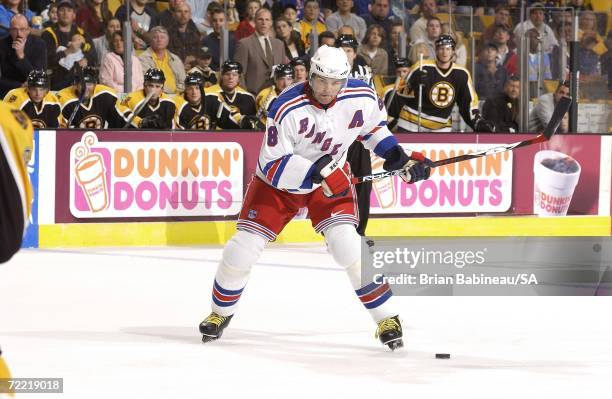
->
xmin=375 ymin=315 xmax=403 ymax=350
xmin=199 ymin=312 xmax=233 ymax=343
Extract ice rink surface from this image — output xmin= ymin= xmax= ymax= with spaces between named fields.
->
xmin=1 ymin=244 xmax=611 ymax=398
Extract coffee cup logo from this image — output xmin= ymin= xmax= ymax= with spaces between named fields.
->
xmin=74 ymin=132 xmax=109 ymax=212
xmin=371 ymin=156 xmax=396 ymax=208
xmin=533 ymin=150 xmax=581 ymax=216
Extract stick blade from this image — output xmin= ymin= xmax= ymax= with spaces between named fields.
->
xmin=543 ymin=96 xmax=572 ymax=139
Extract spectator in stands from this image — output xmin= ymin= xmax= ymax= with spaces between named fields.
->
xmin=551 ymin=22 xmax=572 ymax=80
xmin=99 ymin=31 xmax=144 ymax=93
xmin=202 ymin=7 xmax=236 ymax=71
xmin=318 ymin=30 xmax=336 ymax=47
xmin=325 ymin=0 xmax=367 ymax=42
xmin=481 ymin=5 xmax=514 ymax=49
xmin=274 ymin=16 xmax=306 ymax=59
xmin=0 ymin=14 xmax=47 ymax=97
xmin=475 ymin=43 xmax=508 ymax=100
xmin=409 ymin=0 xmax=437 ymax=44
xmin=529 ymin=79 xmax=570 ymax=132
xmin=282 ymin=4 xmax=300 ymax=32
xmin=197 ymin=1 xmax=223 ymax=38
xmin=413 ymin=17 xmax=441 ymax=58
xmin=578 ymin=35 xmax=601 ymax=77
xmin=93 ymin=17 xmax=121 ymax=67
xmin=42 ymin=0 xmax=97 ymax=90
xmin=186 ymin=0 xmax=209 ymax=35
xmin=441 ymin=25 xmax=466 ymax=67
xmin=407 ymin=41 xmax=430 ymax=65
xmin=526 ymin=28 xmax=552 ymax=82
xmin=138 ymin=26 xmax=185 ymax=94
xmin=235 ymin=0 xmax=260 ymax=41
xmin=386 ymin=21 xmax=409 ymax=74
xmin=186 ymin=49 xmax=217 ymax=87
xmin=578 ymin=10 xmax=608 ymax=60
xmin=514 ymin=3 xmax=558 ymax=54
xmin=151 ymin=0 xmax=184 ymax=31
xmin=167 ymin=2 xmax=201 ymax=63
xmin=42 ymin=2 xmax=58 ymax=29
xmin=358 ymin=24 xmax=388 ymax=75
xmin=482 ymin=74 xmax=520 ymax=132
xmin=114 ymin=0 xmax=157 ymax=49
xmin=234 ymin=8 xmax=288 ymax=94
xmin=491 ymin=24 xmax=518 ymax=76
xmin=290 ymin=55 xmax=309 ymax=83
xmin=299 ymin=0 xmax=326 ymax=50
xmin=76 ymin=0 xmax=112 ymax=39
xmin=361 ymin=0 xmax=400 ymax=39
xmin=0 ymin=0 xmax=34 ymax=39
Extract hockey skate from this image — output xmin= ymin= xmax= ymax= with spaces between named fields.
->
xmin=199 ymin=312 xmax=233 ymax=343
xmin=375 ymin=315 xmax=403 ymax=350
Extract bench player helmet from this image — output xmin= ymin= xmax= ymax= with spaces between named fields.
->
xmin=273 ymin=63 xmax=295 ymax=80
xmin=144 ymin=68 xmax=166 ymax=84
xmin=185 ymin=71 xmax=204 ymax=88
xmin=74 ymin=65 xmax=98 ymax=84
xmin=27 ymin=70 xmax=50 ymax=88
xmin=334 ymin=34 xmax=359 ymax=50
xmin=221 ymin=60 xmax=243 ymax=75
xmin=394 ymin=57 xmax=410 ymax=69
xmin=435 ymin=34 xmax=456 ymax=49
xmin=309 ymin=45 xmax=351 ymax=82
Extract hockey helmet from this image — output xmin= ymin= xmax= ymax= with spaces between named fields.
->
xmin=435 ymin=34 xmax=456 ymax=49
xmin=394 ymin=57 xmax=410 ymax=69
xmin=309 ymin=45 xmax=350 ymax=81
xmin=74 ymin=65 xmax=98 ymax=84
xmin=184 ymin=71 xmax=205 ymax=88
xmin=290 ymin=56 xmax=310 ymax=70
xmin=273 ymin=63 xmax=295 ymax=80
xmin=27 ymin=70 xmax=50 ymax=88
xmin=334 ymin=34 xmax=359 ymax=50
xmin=221 ymin=60 xmax=243 ymax=75
xmin=144 ymin=68 xmax=166 ymax=84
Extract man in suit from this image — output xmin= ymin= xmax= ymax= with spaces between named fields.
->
xmin=0 ymin=14 xmax=47 ymax=97
xmin=234 ymin=8 xmax=288 ymax=95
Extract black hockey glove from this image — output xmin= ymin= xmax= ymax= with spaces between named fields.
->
xmin=139 ymin=114 xmax=162 ymax=129
xmin=383 ymin=145 xmax=434 ymax=183
xmin=240 ymin=115 xmax=264 ymax=130
xmin=410 ymin=69 xmax=428 ymax=87
xmin=312 ymin=155 xmax=350 ymax=198
xmin=473 ymin=116 xmax=496 ymax=132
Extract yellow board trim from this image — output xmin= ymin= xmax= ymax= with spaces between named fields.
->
xmin=38 ymin=216 xmax=611 ymax=247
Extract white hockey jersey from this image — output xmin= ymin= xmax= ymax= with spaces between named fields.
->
xmin=256 ymin=79 xmax=399 ymax=193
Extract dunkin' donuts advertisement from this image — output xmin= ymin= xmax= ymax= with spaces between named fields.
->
xmin=66 ymin=131 xmax=244 ymax=218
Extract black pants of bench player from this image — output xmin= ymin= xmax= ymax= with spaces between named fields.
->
xmin=347 ymin=141 xmax=372 ymax=236
xmin=0 ymin=143 xmax=24 ymax=263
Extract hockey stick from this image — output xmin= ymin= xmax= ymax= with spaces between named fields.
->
xmin=123 ymin=91 xmax=155 ymax=128
xmin=385 ymin=75 xmax=401 ymax=111
xmin=417 ymin=53 xmax=423 ymax=134
xmin=352 ymin=96 xmax=572 ymax=184
xmin=66 ymin=84 xmax=87 ymax=128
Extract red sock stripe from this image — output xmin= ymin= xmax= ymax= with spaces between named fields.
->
xmin=213 ymin=286 xmax=241 ymax=302
xmin=359 ymin=283 xmax=390 ymax=304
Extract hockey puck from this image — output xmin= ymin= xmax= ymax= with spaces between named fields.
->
xmin=435 ymin=353 xmax=451 ymax=359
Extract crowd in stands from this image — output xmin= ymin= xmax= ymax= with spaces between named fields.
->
xmin=0 ymin=0 xmax=609 ymax=132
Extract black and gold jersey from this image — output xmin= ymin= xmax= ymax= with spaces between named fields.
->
xmin=57 ymin=84 xmax=131 ymax=128
xmin=3 ymin=87 xmax=62 ymax=129
xmin=389 ymin=60 xmax=479 ymax=132
xmin=255 ymin=85 xmax=280 ymax=126
xmin=205 ymin=84 xmax=256 ymax=125
xmin=0 ymin=101 xmax=34 ymax=227
xmin=174 ymin=95 xmax=240 ymax=130
xmin=122 ymin=90 xmax=176 ymax=129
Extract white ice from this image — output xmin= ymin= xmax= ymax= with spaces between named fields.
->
xmin=1 ymin=244 xmax=611 ymax=398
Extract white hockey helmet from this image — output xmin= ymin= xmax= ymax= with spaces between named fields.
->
xmin=309 ymin=45 xmax=351 ymax=81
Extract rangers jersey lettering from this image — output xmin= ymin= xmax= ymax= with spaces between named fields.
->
xmin=388 ymin=60 xmax=479 ymax=131
xmin=257 ymin=79 xmax=399 ymax=193
xmin=3 ymin=87 xmax=61 ymax=129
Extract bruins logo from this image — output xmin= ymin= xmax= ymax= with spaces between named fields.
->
xmin=189 ymin=115 xmax=211 ymax=130
xmin=78 ymin=115 xmax=103 ymax=129
xmin=429 ymin=81 xmax=455 ymax=108
xmin=31 ymin=119 xmax=47 ymax=129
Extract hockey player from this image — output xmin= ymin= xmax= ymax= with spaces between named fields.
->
xmin=122 ymin=68 xmax=176 ymax=129
xmin=388 ymin=35 xmax=495 ymax=132
xmin=205 ymin=61 xmax=258 ymax=129
xmin=57 ymin=66 xmax=132 ymax=128
xmin=335 ymin=34 xmax=373 ymax=86
xmin=198 ymin=45 xmax=434 ymax=350
xmin=383 ymin=57 xmax=412 ymax=130
xmin=290 ymin=56 xmax=310 ymax=83
xmin=3 ymin=70 xmax=62 ymax=129
xmin=255 ymin=64 xmax=294 ymax=126
xmin=174 ymin=72 xmax=241 ymax=130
